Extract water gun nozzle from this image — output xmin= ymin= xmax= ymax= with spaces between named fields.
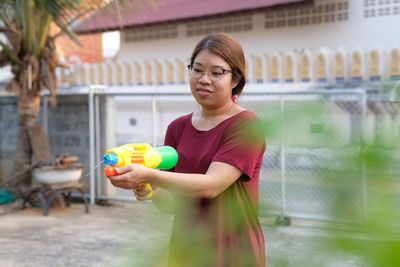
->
xmin=103 ymin=153 xmax=118 ymax=166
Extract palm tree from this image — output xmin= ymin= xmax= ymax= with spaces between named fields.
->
xmin=0 ymin=0 xmax=155 ymax=198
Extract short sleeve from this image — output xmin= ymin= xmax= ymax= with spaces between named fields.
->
xmin=164 ymin=124 xmax=175 ymax=147
xmin=212 ymin=114 xmax=266 ymax=180
xmin=164 ymin=114 xmax=190 ymax=148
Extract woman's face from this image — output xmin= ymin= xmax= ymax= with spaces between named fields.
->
xmin=189 ymin=49 xmax=237 ymax=109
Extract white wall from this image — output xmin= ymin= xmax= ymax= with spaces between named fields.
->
xmin=118 ymin=0 xmax=400 ymax=61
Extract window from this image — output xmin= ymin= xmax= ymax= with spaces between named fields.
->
xmin=264 ymin=1 xmax=349 ymax=29
xmin=124 ymin=24 xmax=178 ymax=42
xmin=186 ymin=13 xmax=253 ymax=36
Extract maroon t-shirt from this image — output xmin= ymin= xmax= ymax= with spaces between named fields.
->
xmin=164 ymin=110 xmax=266 ymax=267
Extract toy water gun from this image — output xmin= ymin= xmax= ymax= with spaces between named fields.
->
xmin=102 ymin=143 xmax=178 ymax=201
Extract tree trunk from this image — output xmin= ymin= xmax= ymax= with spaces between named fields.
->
xmin=7 ymin=94 xmax=52 ymax=198
xmin=8 ymin=124 xmax=34 ymax=197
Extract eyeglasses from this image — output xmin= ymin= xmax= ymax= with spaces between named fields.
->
xmin=187 ymin=64 xmax=233 ymax=81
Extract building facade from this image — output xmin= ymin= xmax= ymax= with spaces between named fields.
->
xmin=69 ymin=0 xmax=400 ymax=86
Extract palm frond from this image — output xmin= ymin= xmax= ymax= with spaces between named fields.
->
xmin=0 ymin=40 xmax=22 ymax=65
xmin=54 ymin=18 xmax=83 ymax=47
xmin=35 ymin=13 xmax=52 ymax=56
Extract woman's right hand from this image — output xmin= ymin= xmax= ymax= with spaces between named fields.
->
xmin=106 ymin=163 xmax=154 ymax=190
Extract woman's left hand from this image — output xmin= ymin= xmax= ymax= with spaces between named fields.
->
xmin=106 ymin=164 xmax=154 ymax=190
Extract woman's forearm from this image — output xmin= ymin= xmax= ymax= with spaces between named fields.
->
xmin=150 ymin=161 xmax=241 ymax=199
xmin=151 ymin=169 xmax=215 ymax=198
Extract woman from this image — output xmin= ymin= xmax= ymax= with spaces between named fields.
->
xmin=107 ymin=33 xmax=266 ymax=267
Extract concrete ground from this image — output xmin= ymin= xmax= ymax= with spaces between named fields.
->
xmin=0 ymin=200 xmax=379 ymax=267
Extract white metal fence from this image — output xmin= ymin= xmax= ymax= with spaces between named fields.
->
xmin=3 ymin=85 xmax=399 ymax=223
xmin=86 ymin=85 xmax=371 ymax=223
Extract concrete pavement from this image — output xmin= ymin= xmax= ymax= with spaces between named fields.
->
xmin=0 ymin=201 xmax=369 ymax=267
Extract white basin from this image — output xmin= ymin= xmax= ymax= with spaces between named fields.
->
xmin=32 ymin=167 xmax=83 ymax=185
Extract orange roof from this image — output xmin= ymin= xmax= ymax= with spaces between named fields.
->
xmin=76 ymin=0 xmax=311 ymax=34
xmin=56 ymin=33 xmax=103 ymax=64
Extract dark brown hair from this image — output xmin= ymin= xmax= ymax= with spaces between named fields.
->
xmin=189 ymin=33 xmax=246 ymax=96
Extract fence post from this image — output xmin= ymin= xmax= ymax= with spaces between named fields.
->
xmin=88 ymin=85 xmax=96 ymax=205
xmin=360 ymin=90 xmax=368 ymax=220
xmin=276 ymin=95 xmax=291 ymax=226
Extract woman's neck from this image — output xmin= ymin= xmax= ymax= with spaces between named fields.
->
xmin=199 ymin=101 xmax=238 ymax=119
xmin=192 ymin=101 xmax=245 ymax=131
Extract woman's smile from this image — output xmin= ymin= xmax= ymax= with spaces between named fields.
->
xmin=196 ymin=87 xmax=213 ymax=96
